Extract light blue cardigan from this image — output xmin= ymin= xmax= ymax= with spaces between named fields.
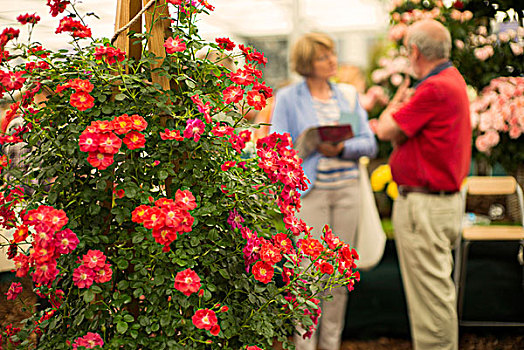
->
xmin=269 ymin=80 xmax=377 ymax=196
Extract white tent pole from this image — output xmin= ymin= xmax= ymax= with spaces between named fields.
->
xmin=288 ymin=0 xmax=303 ymax=81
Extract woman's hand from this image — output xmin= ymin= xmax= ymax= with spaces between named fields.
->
xmin=317 ymin=142 xmax=344 ymax=157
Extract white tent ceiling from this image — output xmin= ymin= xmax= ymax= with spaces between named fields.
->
xmin=0 ymin=0 xmax=389 ymax=50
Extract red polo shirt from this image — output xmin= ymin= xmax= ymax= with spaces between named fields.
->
xmin=389 ymin=66 xmax=471 ymax=192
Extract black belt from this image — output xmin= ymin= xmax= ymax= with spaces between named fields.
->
xmin=398 ymin=185 xmax=458 ymax=197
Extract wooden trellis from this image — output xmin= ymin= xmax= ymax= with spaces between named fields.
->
xmin=113 ymin=0 xmax=171 ymax=91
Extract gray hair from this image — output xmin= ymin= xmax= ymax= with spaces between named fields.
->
xmin=407 ymin=21 xmax=451 ymax=60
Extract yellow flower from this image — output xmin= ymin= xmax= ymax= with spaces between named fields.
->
xmin=370 ymin=164 xmax=393 ymax=192
xmin=386 ymin=181 xmax=399 ymax=200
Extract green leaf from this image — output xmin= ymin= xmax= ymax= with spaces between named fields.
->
xmin=83 ymin=289 xmax=94 ymax=303
xmin=154 ymin=274 xmax=165 ymax=285
xmin=305 ymin=300 xmax=319 ymax=309
xmin=89 ymin=202 xmax=101 ymax=215
xmin=158 ymin=170 xmax=168 ymax=180
xmin=117 ymin=321 xmax=128 ymax=334
xmin=91 ymin=285 xmax=103 ymax=294
xmin=102 ymin=105 xmax=113 ymax=115
xmin=115 ymin=93 xmax=127 ymax=101
xmin=95 ymin=179 xmax=107 ymax=191
xmin=132 ymin=234 xmax=144 ymax=244
xmin=123 ymin=314 xmax=134 ymax=322
xmin=160 ymin=315 xmax=170 ymax=327
xmin=130 ymin=329 xmax=138 ymax=339
xmin=74 ymin=313 xmax=85 ymax=326
xmin=48 ymin=191 xmax=58 ymax=204
xmin=117 ymin=280 xmax=129 ymax=290
xmin=85 ymin=308 xmax=94 ymax=320
xmin=133 ymin=288 xmax=144 ymax=298
xmin=124 ymin=182 xmax=139 ymax=198
xmin=117 ymin=258 xmax=129 ymax=270
xmin=139 ymin=315 xmax=150 ymax=327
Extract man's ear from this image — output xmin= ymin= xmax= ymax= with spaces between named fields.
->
xmin=411 ymin=45 xmax=421 ymax=61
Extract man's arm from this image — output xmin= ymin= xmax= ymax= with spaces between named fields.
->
xmin=375 ymin=78 xmax=411 ymax=145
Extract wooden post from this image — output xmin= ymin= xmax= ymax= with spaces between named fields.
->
xmin=113 ymin=0 xmax=175 ymax=201
xmin=114 ymin=0 xmax=143 ymax=62
xmin=143 ymin=0 xmax=171 ymax=91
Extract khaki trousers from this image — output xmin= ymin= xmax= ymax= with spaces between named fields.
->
xmin=392 ymin=192 xmax=461 ymax=350
xmin=294 ymin=181 xmax=359 ymax=350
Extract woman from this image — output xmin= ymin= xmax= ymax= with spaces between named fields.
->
xmin=270 ymin=32 xmax=377 ymax=350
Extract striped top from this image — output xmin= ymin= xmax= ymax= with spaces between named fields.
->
xmin=312 ymin=96 xmax=358 ymax=190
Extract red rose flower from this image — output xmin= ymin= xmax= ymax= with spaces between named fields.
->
xmin=222 ymin=86 xmax=244 ymax=104
xmin=123 ymin=131 xmax=146 ymax=150
xmin=210 ymin=323 xmax=221 ymax=336
xmin=220 ymin=161 xmax=236 ymax=171
xmin=175 ymin=189 xmax=197 ymax=210
xmin=130 ymin=114 xmax=147 ymax=131
xmin=252 ymin=260 xmax=274 ymax=284
xmin=132 ymin=205 xmax=151 ymax=224
xmin=164 ymin=36 xmax=186 ymax=54
xmin=192 ymin=308 xmax=217 ymax=330
xmin=6 ymin=282 xmax=23 ymax=300
xmin=246 ymin=90 xmax=267 ymax=111
xmin=97 ymin=132 xmax=122 ymax=154
xmin=82 ymin=249 xmax=106 ymax=269
xmin=69 ymin=78 xmax=93 ymax=93
xmin=215 ymin=37 xmax=235 ymax=50
xmin=17 ymin=13 xmax=41 ymax=25
xmin=79 ymin=131 xmax=99 ymax=152
xmin=160 ymin=128 xmax=184 ymax=140
xmin=319 ymin=261 xmax=334 ymax=275
xmin=152 ymin=225 xmax=177 ymax=246
xmin=73 ymin=265 xmax=95 ymax=289
xmin=174 ymin=268 xmax=201 ymax=296
xmin=87 ymin=151 xmax=114 ymax=170
xmin=70 ymin=91 xmax=94 ymax=111
xmin=12 ymin=224 xmax=29 ymax=243
xmin=259 ymin=243 xmax=282 ymax=265
xmin=94 ymin=263 xmax=113 ymax=284
xmin=111 ymin=114 xmax=133 ymax=135
xmin=300 ymin=237 xmax=324 ymax=260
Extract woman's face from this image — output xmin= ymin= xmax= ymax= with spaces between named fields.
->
xmin=311 ymin=46 xmax=338 ymax=80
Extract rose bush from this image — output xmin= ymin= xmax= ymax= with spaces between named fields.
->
xmin=0 ymin=1 xmax=359 ymax=349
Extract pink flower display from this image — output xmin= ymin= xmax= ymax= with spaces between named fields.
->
xmin=470 ymin=77 xmax=524 ymax=154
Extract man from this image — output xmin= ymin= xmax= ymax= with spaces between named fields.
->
xmin=375 ymin=19 xmax=471 ymax=350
